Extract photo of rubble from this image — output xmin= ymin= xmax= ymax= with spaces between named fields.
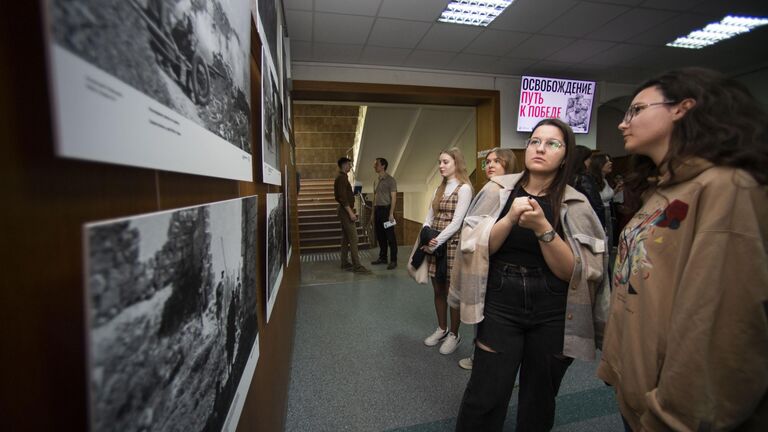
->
xmin=84 ymin=195 xmax=259 ymax=432
xmin=265 ymin=192 xmax=285 ymax=321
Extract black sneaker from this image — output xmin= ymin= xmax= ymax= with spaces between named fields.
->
xmin=387 ymin=262 xmax=397 ymax=270
xmin=341 ymin=263 xmax=354 ymax=271
xmin=371 ymin=258 xmax=387 ymax=265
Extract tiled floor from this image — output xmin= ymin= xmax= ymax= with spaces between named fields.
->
xmin=286 ymin=247 xmax=620 ymax=431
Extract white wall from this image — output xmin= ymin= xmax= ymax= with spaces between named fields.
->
xmin=293 ymin=62 xmax=638 ymax=151
xmin=402 ymin=111 xmax=476 ymax=223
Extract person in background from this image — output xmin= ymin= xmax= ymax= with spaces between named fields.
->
xmin=588 ymin=153 xmax=615 ymax=239
xmin=371 ymin=158 xmax=398 ymax=270
xmin=333 ymin=157 xmax=370 ymax=274
xmin=455 ymin=119 xmax=609 ymax=431
xmin=571 ymin=145 xmax=604 ymax=226
xmin=456 ymin=148 xmax=516 ymax=371
xmin=422 ymin=148 xmax=473 ymax=355
xmin=598 ymin=67 xmax=768 ymax=431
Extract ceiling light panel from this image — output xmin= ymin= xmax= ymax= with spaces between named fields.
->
xmin=438 ymin=0 xmax=514 ymax=27
xmin=667 ymin=15 xmax=768 ymax=49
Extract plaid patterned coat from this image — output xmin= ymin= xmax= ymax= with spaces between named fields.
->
xmin=427 ymin=187 xmax=460 ymax=280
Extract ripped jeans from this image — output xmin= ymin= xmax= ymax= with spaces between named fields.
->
xmin=455 ymin=261 xmax=572 ymax=432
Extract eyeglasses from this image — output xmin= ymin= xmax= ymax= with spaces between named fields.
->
xmin=622 ymin=100 xmax=677 ymax=124
xmin=525 ymin=138 xmax=564 ymax=151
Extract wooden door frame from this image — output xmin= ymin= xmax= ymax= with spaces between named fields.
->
xmin=291 ymin=80 xmax=501 ymax=191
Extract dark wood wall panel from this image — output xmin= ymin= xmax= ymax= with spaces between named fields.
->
xmin=1 ymin=4 xmax=300 ymax=432
xmin=403 ymin=218 xmax=423 ymax=247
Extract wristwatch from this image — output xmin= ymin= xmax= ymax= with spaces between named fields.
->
xmin=536 ymin=229 xmax=557 ymax=243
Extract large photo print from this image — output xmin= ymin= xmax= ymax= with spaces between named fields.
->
xmin=261 ymin=47 xmax=281 ymax=185
xmin=46 ymin=0 xmax=253 ymax=180
xmin=85 ymin=196 xmax=259 ymax=432
xmin=265 ymin=193 xmax=285 ymax=321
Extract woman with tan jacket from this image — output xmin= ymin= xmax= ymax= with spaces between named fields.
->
xmin=598 ymin=67 xmax=768 ymax=431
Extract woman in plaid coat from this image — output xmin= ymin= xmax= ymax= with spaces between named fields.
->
xmin=421 ymin=147 xmax=473 ymax=355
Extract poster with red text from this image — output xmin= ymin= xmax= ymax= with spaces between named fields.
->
xmin=517 ymin=76 xmax=596 ymax=134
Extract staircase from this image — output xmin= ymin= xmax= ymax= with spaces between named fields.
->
xmin=298 ymin=178 xmax=370 ymax=254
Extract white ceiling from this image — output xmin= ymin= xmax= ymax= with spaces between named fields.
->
xmin=284 ymin=0 xmax=768 ymax=84
xmin=353 ymin=104 xmax=475 ymax=190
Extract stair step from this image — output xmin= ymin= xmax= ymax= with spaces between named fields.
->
xmin=300 ymin=243 xmax=370 ymax=253
xmin=301 ymin=237 xmax=369 ymax=246
xmin=298 ymin=207 xmax=338 ymax=214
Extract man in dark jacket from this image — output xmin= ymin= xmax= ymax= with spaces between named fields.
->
xmin=334 ymin=157 xmax=370 ymax=273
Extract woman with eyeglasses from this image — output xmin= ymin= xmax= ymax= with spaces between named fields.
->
xmin=598 ymin=68 xmax=768 ymax=431
xmin=455 ymin=119 xmax=609 ymax=432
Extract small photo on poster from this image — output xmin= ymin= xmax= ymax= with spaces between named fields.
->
xmin=84 ymin=196 xmax=259 ymax=432
xmin=266 ymin=193 xmax=286 ymax=321
xmin=44 ymin=0 xmax=254 ymax=181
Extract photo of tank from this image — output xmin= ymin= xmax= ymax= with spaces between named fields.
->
xmin=48 ymin=0 xmax=251 ymax=152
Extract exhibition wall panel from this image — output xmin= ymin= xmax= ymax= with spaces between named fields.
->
xmin=0 ymin=3 xmax=298 ymax=432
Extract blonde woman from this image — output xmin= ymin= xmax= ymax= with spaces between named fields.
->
xmin=422 ymin=148 xmax=473 ymax=355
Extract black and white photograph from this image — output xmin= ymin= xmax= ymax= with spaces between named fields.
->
xmin=84 ymin=195 xmax=259 ymax=432
xmin=266 ymin=193 xmax=285 ymax=321
xmin=284 ymin=168 xmax=293 ymax=263
xmin=280 ymin=31 xmax=291 ymax=140
xmin=256 ymin=0 xmax=278 ymax=71
xmin=261 ymin=47 xmax=282 ymax=185
xmin=45 ymin=0 xmax=253 ymax=181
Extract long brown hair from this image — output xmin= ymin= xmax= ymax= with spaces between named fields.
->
xmin=588 ymin=153 xmax=610 ymax=189
xmin=432 ymin=147 xmax=472 ymax=213
xmin=624 ymin=67 xmax=768 ymax=210
xmin=517 ymin=118 xmax=577 ymax=231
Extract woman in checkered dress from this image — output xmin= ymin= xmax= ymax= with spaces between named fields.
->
xmin=421 ymin=148 xmax=473 ymax=355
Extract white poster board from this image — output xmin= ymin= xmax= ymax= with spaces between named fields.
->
xmin=517 ymin=76 xmax=597 ymax=134
xmin=265 ymin=193 xmax=285 ymax=322
xmin=44 ymin=0 xmax=253 ymax=181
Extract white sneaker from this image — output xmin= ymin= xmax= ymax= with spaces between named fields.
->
xmin=439 ymin=332 xmax=461 ymax=355
xmin=423 ymin=327 xmax=448 ymax=346
xmin=458 ymin=357 xmax=473 ymax=370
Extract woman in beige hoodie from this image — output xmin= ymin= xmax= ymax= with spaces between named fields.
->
xmin=598 ymin=68 xmax=768 ymax=431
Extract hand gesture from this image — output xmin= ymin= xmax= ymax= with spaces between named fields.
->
xmin=518 ymin=198 xmax=550 ymax=234
xmin=504 ymin=197 xmax=533 ymax=225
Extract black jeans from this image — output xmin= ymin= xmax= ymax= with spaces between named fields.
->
xmin=456 ymin=262 xmax=572 ymax=432
xmin=374 ymin=205 xmax=397 ymax=262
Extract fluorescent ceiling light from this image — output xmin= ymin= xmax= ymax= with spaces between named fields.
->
xmin=438 ymin=0 xmax=514 ymax=27
xmin=667 ymin=15 xmax=768 ymax=49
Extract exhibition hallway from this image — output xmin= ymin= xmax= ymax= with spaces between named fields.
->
xmin=285 ymin=246 xmax=622 ymax=432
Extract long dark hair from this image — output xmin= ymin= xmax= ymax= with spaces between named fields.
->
xmin=518 ymin=118 xmax=577 ymax=231
xmin=571 ymin=145 xmax=592 ymax=177
xmin=588 ymin=153 xmax=610 ymax=189
xmin=624 ymin=67 xmax=768 ymax=205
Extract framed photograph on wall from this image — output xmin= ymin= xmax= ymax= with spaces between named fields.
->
xmin=284 ymin=168 xmax=292 ymax=263
xmin=255 ymin=0 xmax=278 ymax=72
xmin=261 ymin=47 xmax=282 ymax=185
xmin=84 ymin=195 xmax=259 ymax=432
xmin=265 ymin=192 xmax=286 ymax=322
xmin=43 ymin=0 xmax=253 ymax=181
